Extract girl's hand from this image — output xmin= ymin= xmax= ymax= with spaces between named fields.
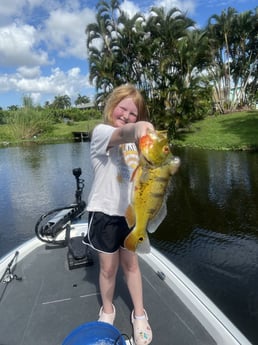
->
xmin=108 ymin=122 xmax=155 ymax=149
xmin=133 ymin=121 xmax=155 ymax=140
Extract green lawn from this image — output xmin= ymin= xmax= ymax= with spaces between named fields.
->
xmin=40 ymin=119 xmax=101 ymax=140
xmin=173 ymin=110 xmax=258 ymax=150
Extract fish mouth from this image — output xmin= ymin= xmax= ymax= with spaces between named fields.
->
xmin=141 ymin=152 xmax=169 ymax=167
xmin=141 ymin=154 xmax=154 ymax=166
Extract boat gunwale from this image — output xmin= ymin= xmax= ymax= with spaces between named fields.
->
xmin=139 ymin=247 xmax=252 ymax=345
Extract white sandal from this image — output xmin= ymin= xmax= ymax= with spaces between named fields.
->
xmin=131 ymin=310 xmax=152 ymax=345
xmin=98 ymin=304 xmax=116 ymax=325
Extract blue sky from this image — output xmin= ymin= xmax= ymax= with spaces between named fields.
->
xmin=0 ymin=0 xmax=256 ymax=109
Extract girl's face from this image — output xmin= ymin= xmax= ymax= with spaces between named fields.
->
xmin=112 ymin=97 xmax=138 ymax=127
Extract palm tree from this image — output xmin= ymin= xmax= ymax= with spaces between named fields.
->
xmin=86 ymin=0 xmax=122 ymax=98
xmin=207 ymin=9 xmax=233 ymax=111
xmin=115 ymin=11 xmax=147 ymax=84
xmin=87 ymin=1 xmax=258 ymax=129
xmin=75 ymin=94 xmax=91 ymax=106
xmin=230 ymin=9 xmax=258 ymax=107
xmin=52 ymin=95 xmax=71 ymax=109
xmin=170 ymin=30 xmax=213 ymax=124
xmin=144 ymin=7 xmax=198 ymax=127
xmin=207 ymin=7 xmax=258 ymax=112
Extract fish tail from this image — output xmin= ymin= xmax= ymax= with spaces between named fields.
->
xmin=124 ymin=226 xmax=147 ymax=252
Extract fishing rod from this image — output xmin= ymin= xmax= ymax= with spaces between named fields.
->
xmin=0 ymin=251 xmax=22 ymax=284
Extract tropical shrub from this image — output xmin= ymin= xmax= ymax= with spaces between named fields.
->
xmin=6 ymin=109 xmax=55 ymax=140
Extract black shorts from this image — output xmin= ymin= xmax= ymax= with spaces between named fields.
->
xmin=83 ymin=212 xmax=132 ymax=253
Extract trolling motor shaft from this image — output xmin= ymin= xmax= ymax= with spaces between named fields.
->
xmin=73 ymin=168 xmax=84 ymax=204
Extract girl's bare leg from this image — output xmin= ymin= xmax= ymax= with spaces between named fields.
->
xmin=98 ymin=251 xmax=119 ymax=313
xmin=120 ymin=248 xmax=144 ymax=316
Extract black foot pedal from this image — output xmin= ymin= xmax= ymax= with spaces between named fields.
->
xmin=67 ymin=236 xmax=93 ymax=270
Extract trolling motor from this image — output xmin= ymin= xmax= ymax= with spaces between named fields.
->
xmin=35 ymin=168 xmax=86 ymax=242
xmin=35 ymin=168 xmax=93 ymax=269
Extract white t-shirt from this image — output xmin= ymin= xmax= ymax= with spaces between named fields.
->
xmin=86 ymin=124 xmax=139 ymax=216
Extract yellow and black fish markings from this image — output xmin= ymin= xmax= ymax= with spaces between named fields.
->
xmin=124 ymin=130 xmax=180 ymax=252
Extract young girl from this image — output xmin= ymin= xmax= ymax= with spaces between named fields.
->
xmin=84 ymin=84 xmax=153 ymax=344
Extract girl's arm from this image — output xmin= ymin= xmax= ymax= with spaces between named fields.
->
xmin=107 ymin=122 xmax=154 ymax=149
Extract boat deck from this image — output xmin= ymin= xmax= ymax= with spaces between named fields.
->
xmin=0 ymin=240 xmax=217 ymax=345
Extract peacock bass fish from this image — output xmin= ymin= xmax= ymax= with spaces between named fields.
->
xmin=124 ymin=130 xmax=180 ymax=252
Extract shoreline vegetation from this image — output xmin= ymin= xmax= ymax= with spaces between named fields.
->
xmin=172 ymin=110 xmax=258 ymax=151
xmin=0 ymin=110 xmax=258 ymax=151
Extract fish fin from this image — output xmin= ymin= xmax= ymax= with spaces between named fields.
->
xmin=124 ymin=227 xmax=148 ymax=252
xmin=169 ymin=156 xmax=181 ymax=175
xmin=125 ymin=204 xmax=135 ymax=228
xmin=132 ymin=164 xmax=149 ymax=184
xmin=136 ymin=235 xmax=151 ymax=254
xmin=147 ymin=202 xmax=167 ymax=233
xmin=130 ymin=165 xmax=140 ymax=181
xmin=140 ymin=169 xmax=150 ymax=183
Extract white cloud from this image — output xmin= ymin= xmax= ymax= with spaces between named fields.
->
xmin=0 ymin=0 xmax=24 ymax=21
xmin=30 ymin=92 xmax=42 ymax=104
xmin=17 ymin=66 xmax=41 ymax=78
xmin=0 ymin=22 xmax=49 ymax=67
xmin=67 ymin=67 xmax=81 ymax=78
xmin=0 ymin=67 xmax=94 ymax=104
xmin=154 ymin=0 xmax=196 ymax=15
xmin=120 ymin=0 xmax=141 ymax=18
xmin=0 ymin=0 xmax=96 ymax=64
xmin=43 ymin=8 xmax=96 ymax=59
xmin=0 ymin=1 xmax=97 ymax=107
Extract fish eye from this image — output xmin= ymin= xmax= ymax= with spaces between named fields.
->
xmin=163 ymin=146 xmax=170 ymax=153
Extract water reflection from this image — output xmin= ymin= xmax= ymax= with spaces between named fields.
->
xmin=19 ymin=144 xmax=46 ymax=169
xmin=155 ymin=148 xmax=258 ymax=241
xmin=0 ymin=143 xmax=92 ymax=255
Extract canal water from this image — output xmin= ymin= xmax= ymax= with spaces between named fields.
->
xmin=1 ymin=143 xmax=258 ymax=344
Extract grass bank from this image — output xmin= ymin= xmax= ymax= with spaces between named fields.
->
xmin=0 ymin=119 xmax=101 ymax=147
xmin=173 ymin=110 xmax=258 ymax=151
xmin=39 ymin=119 xmax=101 ymax=142
xmin=1 ymin=110 xmax=258 ymax=151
